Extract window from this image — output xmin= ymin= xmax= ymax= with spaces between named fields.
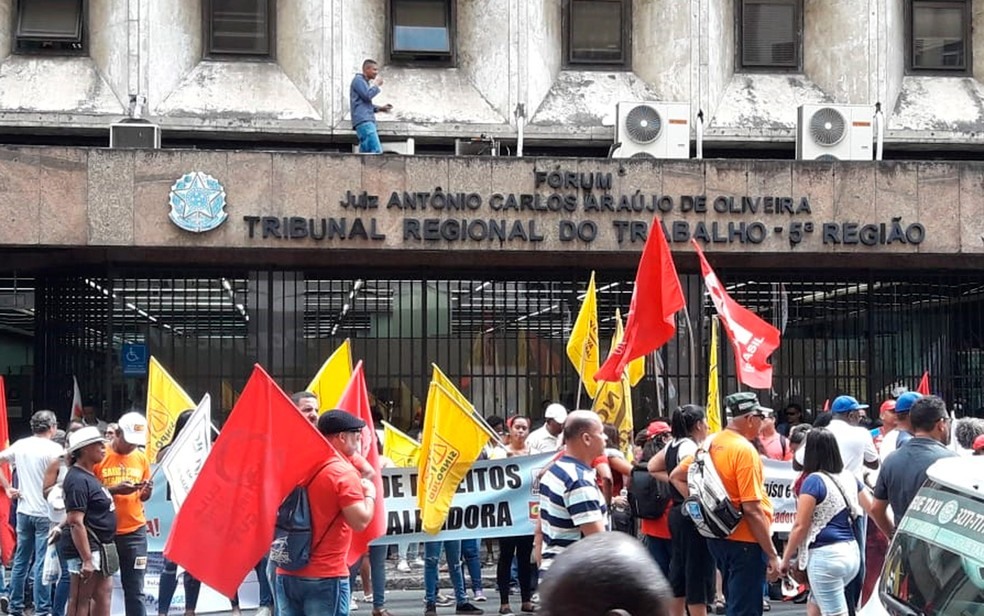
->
xmin=388 ymin=0 xmax=455 ymax=65
xmin=564 ymin=0 xmax=631 ymax=68
xmin=739 ymin=0 xmax=801 ymax=71
xmin=14 ymin=0 xmax=86 ymax=54
xmin=908 ymin=0 xmax=970 ymax=73
xmin=205 ymin=0 xmax=274 ymax=58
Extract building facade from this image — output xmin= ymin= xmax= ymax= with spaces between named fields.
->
xmin=0 ymin=0 xmax=982 ymax=431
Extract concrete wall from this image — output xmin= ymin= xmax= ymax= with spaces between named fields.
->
xmin=0 ymin=146 xmax=980 ymax=266
xmin=0 ymin=0 xmax=982 ymax=144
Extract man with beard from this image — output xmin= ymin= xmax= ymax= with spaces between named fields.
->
xmin=871 ymin=396 xmax=957 ymax=536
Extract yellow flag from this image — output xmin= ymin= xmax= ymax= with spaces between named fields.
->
xmin=306 ymin=339 xmax=353 ymax=412
xmin=593 ymin=313 xmax=634 ymax=458
xmin=382 ymin=421 xmax=421 ymax=467
xmin=706 ymin=316 xmax=723 ymax=434
xmin=418 ymin=369 xmax=491 ymax=534
xmin=146 ymin=357 xmax=196 ymax=462
xmin=566 ymin=272 xmax=600 ymax=399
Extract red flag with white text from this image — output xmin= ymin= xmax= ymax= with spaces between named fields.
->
xmin=0 ymin=378 xmax=14 ymax=563
xmin=595 ymin=221 xmax=684 ymax=382
xmin=164 ymin=365 xmax=335 ymax=597
xmin=693 ymin=240 xmax=781 ymax=389
xmin=335 ymin=361 xmax=385 ymax=565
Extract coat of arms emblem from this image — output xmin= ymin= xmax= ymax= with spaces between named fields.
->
xmin=168 ymin=172 xmax=228 ymax=233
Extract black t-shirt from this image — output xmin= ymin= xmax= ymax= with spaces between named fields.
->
xmin=59 ymin=466 xmax=117 ymax=559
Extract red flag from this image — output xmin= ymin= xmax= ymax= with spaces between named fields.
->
xmin=70 ymin=376 xmax=83 ymax=422
xmin=0 ymin=378 xmax=14 ymax=564
xmin=693 ymin=240 xmax=781 ymax=389
xmin=164 ymin=365 xmax=334 ymax=597
xmin=595 ymin=221 xmax=684 ymax=382
xmin=335 ymin=361 xmax=384 ymax=565
xmin=823 ymin=399 xmax=830 ymax=412
xmin=917 ymin=372 xmax=930 ymax=395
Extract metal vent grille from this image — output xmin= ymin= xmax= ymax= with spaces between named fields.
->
xmin=624 ymin=105 xmax=663 ymax=144
xmin=809 ymin=107 xmax=846 ymax=146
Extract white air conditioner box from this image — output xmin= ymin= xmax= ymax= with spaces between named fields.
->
xmin=353 ymin=138 xmax=415 ymax=155
xmin=110 ymin=121 xmax=161 ymax=149
xmin=613 ymin=102 xmax=690 ymax=159
xmin=796 ymin=104 xmax=874 ymax=161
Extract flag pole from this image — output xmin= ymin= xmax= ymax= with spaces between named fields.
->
xmin=575 ymin=337 xmax=588 ymax=410
xmin=681 ymin=302 xmax=697 ymax=405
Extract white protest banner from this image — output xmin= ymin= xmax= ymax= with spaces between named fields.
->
xmin=159 ymin=393 xmax=212 ymax=512
xmin=374 ymin=452 xmax=555 ymax=544
xmin=762 ymin=458 xmax=798 ymax=534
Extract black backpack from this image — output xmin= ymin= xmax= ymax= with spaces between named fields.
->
xmin=269 ymin=468 xmax=336 ymax=571
xmin=628 ymin=465 xmax=672 ymax=520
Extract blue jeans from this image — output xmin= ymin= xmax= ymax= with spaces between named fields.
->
xmin=53 ymin=549 xmax=70 ymax=616
xmin=355 ymin=122 xmax=382 ymax=154
xmin=424 ymin=541 xmax=466 ymax=606
xmin=706 ymin=539 xmax=766 ymax=616
xmin=807 ymin=541 xmax=860 ymax=616
xmin=369 ymin=544 xmax=387 ymax=609
xmin=158 ymin=558 xmax=201 ymax=613
xmin=116 ymin=527 xmax=148 ymax=616
xmin=276 ymin=575 xmax=348 ymax=616
xmin=10 ymin=513 xmax=51 ymax=615
xmin=643 ymin=534 xmax=672 ymax=580
xmin=232 ymin=556 xmax=274 ymax=608
xmin=461 ymin=538 xmax=483 ymax=593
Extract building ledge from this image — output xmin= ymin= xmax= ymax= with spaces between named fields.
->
xmin=356 ymin=67 xmax=506 ymax=128
xmin=0 ymin=56 xmax=123 ymax=115
xmin=707 ymin=73 xmax=832 ymax=137
xmin=156 ymin=61 xmax=321 ymax=122
xmin=529 ymin=70 xmax=662 ymax=127
xmin=890 ymin=76 xmax=984 ymax=136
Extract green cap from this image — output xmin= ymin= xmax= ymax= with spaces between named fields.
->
xmin=724 ymin=392 xmax=772 ymax=418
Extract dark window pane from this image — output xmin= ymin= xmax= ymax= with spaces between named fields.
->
xmin=17 ymin=0 xmax=84 ymax=42
xmin=742 ymin=1 xmax=798 ymax=68
xmin=209 ymin=0 xmax=271 ymax=56
xmin=570 ymin=0 xmax=624 ymax=63
xmin=393 ymin=0 xmax=450 ymax=54
xmin=913 ymin=4 xmax=966 ymax=69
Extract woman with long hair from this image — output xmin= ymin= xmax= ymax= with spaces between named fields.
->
xmin=780 ymin=428 xmax=872 ymax=616
xmin=650 ymin=405 xmax=714 ymax=616
xmin=61 ymin=427 xmax=117 ymax=616
xmin=496 ymin=416 xmax=536 ymax=616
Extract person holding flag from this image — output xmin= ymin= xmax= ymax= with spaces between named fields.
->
xmin=275 ymin=410 xmax=378 ymax=616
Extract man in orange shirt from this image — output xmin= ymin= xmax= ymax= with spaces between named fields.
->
xmin=96 ymin=412 xmax=152 ymax=616
xmin=670 ymin=393 xmax=780 ymax=616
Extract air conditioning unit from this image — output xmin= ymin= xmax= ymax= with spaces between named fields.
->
xmin=613 ymin=101 xmax=690 ymax=159
xmin=353 ymin=138 xmax=415 ymax=155
xmin=796 ymin=104 xmax=874 ymax=161
xmin=109 ymin=121 xmax=161 ymax=149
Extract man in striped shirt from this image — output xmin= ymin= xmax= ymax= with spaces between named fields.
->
xmin=535 ymin=410 xmax=608 ymax=573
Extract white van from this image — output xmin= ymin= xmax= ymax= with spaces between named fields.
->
xmin=860 ymin=456 xmax=984 ymax=616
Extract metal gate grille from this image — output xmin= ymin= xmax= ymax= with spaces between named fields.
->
xmin=23 ymin=268 xmax=984 ymax=431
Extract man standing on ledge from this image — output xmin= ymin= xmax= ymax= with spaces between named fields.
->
xmin=351 ymin=59 xmax=393 ymax=154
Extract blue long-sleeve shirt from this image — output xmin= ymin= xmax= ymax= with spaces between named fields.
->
xmin=350 ymin=74 xmax=380 ymax=129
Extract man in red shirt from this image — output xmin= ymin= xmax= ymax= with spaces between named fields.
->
xmin=275 ymin=410 xmax=377 ymax=616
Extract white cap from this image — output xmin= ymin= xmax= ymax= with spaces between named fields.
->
xmin=67 ymin=426 xmax=108 ymax=454
xmin=544 ymin=403 xmax=568 ymax=423
xmin=118 ymin=412 xmax=148 ymax=446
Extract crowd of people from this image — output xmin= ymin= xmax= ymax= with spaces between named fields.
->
xmin=0 ymin=383 xmax=979 ymax=616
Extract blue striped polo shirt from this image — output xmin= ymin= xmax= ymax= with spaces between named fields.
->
xmin=538 ymin=455 xmax=607 ymax=570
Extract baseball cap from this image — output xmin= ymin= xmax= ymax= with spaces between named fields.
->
xmin=830 ymin=395 xmax=869 ymax=413
xmin=974 ymin=434 xmax=984 ymax=453
xmin=118 ymin=412 xmax=148 ymax=446
xmin=67 ymin=426 xmax=109 ymax=454
xmin=895 ymin=392 xmax=922 ymax=413
xmin=879 ymin=399 xmax=896 ymax=413
xmin=646 ymin=421 xmax=671 ymax=438
xmin=544 ymin=403 xmax=568 ymax=423
xmin=724 ymin=392 xmax=772 ymax=418
xmin=318 ymin=410 xmax=366 ymax=434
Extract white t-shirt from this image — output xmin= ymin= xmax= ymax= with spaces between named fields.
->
xmin=827 ymin=419 xmax=879 ymax=479
xmin=0 ymin=436 xmax=65 ymax=518
xmin=527 ymin=426 xmax=561 ymax=454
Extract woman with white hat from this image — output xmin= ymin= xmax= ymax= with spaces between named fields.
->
xmin=60 ymin=426 xmax=117 ymax=616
